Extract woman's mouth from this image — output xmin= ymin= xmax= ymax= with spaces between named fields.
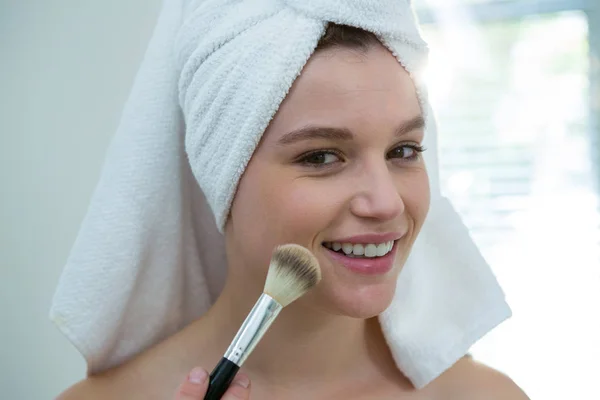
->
xmin=322 ymin=241 xmax=395 ymax=258
xmin=321 ymin=240 xmax=399 ymax=275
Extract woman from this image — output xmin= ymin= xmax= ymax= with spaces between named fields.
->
xmin=54 ymin=2 xmax=528 ymax=399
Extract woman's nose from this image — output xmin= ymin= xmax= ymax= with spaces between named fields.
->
xmin=349 ymin=165 xmax=405 ymax=222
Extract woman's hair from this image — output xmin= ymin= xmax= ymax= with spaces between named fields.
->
xmin=316 ymin=23 xmax=380 ymax=52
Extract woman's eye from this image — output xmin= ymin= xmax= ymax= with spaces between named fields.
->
xmin=387 ymin=144 xmax=425 ymax=160
xmin=299 ymin=151 xmax=341 ymax=166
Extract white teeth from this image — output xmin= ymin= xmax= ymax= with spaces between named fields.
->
xmin=364 ymin=244 xmax=377 ymax=257
xmin=342 ymin=243 xmax=353 ymax=255
xmin=352 ymin=244 xmax=365 ymax=256
xmin=326 ymin=240 xmax=395 ymax=257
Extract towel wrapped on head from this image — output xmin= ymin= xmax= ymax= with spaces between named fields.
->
xmin=50 ymin=0 xmax=511 ymax=389
xmin=178 ymin=0 xmax=430 ymax=229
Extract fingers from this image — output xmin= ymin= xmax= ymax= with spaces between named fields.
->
xmin=221 ymin=374 xmax=251 ymax=400
xmin=174 ymin=368 xmax=251 ymax=400
xmin=175 ymin=367 xmax=209 ymax=400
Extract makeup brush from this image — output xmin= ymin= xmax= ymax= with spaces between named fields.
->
xmin=204 ymin=244 xmax=322 ymax=400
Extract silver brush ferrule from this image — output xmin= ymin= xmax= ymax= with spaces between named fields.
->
xmin=223 ymin=293 xmax=283 ymax=366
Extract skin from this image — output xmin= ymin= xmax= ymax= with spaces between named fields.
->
xmin=57 ymin=43 xmax=529 ymax=399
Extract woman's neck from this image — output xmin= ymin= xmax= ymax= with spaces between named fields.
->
xmin=195 ymin=270 xmax=400 ymax=388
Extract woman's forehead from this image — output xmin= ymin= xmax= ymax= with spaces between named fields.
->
xmin=264 ymin=43 xmax=422 ymax=141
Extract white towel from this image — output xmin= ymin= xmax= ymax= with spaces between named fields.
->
xmin=50 ymin=0 xmax=511 ymax=389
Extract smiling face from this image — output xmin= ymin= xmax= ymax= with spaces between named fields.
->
xmin=225 ymin=41 xmax=430 ymax=318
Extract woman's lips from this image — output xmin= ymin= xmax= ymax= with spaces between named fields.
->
xmin=323 ymin=240 xmax=398 ymax=275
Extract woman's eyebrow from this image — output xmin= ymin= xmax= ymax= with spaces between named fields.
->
xmin=277 ymin=115 xmax=424 ymax=146
xmin=397 ymin=115 xmax=425 ymax=137
xmin=277 ymin=126 xmax=353 ymax=145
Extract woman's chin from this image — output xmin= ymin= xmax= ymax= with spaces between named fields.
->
xmin=320 ymin=282 xmax=398 ymax=319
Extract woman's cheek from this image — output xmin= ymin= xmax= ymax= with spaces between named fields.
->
xmin=412 ymin=171 xmax=431 ymax=229
xmin=277 ymin=180 xmax=346 ymax=234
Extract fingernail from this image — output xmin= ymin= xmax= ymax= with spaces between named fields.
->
xmin=233 ymin=373 xmax=250 ymax=389
xmin=188 ymin=367 xmax=208 ymax=384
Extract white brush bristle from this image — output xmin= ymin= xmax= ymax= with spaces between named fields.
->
xmin=264 ymin=244 xmax=322 ymax=307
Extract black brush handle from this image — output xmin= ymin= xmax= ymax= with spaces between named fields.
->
xmin=203 ymin=357 xmax=240 ymax=400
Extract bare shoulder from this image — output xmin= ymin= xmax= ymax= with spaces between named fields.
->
xmin=434 ymin=356 xmax=530 ymax=400
xmin=55 ymin=363 xmax=176 ymax=400
xmin=55 ymin=375 xmax=111 ymax=400
xmin=55 ymin=356 xmax=186 ymax=400
xmin=55 ymin=323 xmax=207 ymax=399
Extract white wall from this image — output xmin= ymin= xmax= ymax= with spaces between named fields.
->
xmin=0 ymin=1 xmax=162 ymax=398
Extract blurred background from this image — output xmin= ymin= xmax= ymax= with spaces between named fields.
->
xmin=1 ymin=0 xmax=598 ymax=398
xmin=413 ymin=1 xmax=600 ymax=399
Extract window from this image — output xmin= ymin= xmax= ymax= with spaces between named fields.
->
xmin=414 ymin=1 xmax=600 ymax=398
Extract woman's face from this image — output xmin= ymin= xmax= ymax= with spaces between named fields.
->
xmin=226 ymin=43 xmax=430 ymax=318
